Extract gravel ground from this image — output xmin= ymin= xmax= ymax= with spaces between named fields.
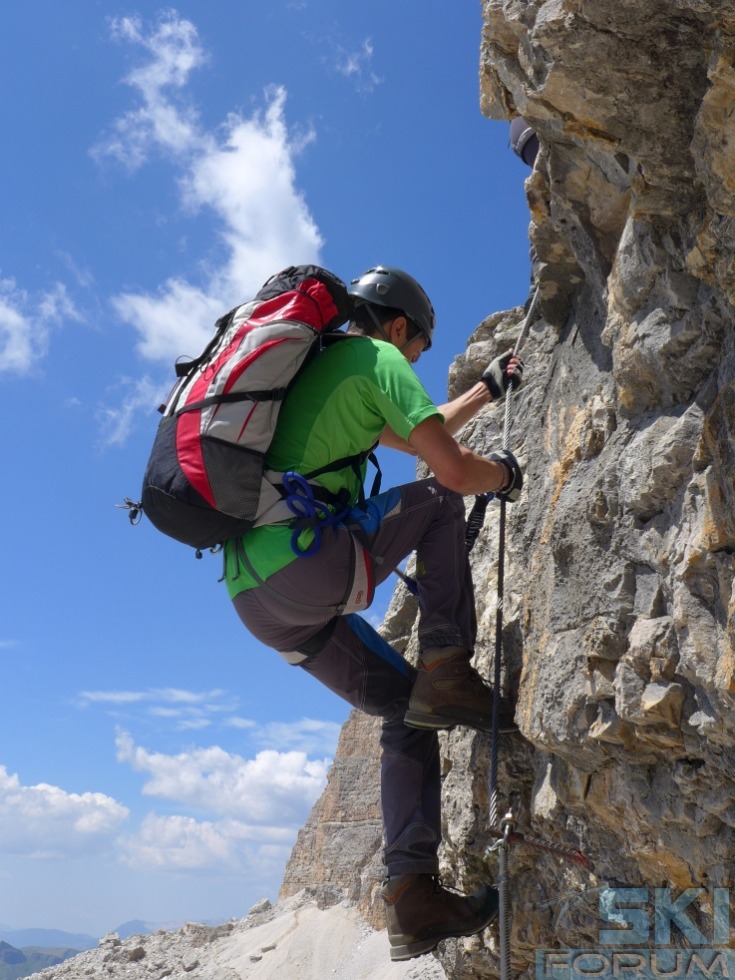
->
xmin=26 ymin=894 xmax=448 ymax=980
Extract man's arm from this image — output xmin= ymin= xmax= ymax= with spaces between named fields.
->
xmin=408 ymin=415 xmax=512 ymax=496
xmin=436 ymin=381 xmax=493 ymax=436
xmin=379 ymin=348 xmax=523 ymax=451
xmin=379 ymin=425 xmax=418 ymax=454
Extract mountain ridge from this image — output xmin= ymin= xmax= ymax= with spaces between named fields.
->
xmin=0 ymin=931 xmax=96 ymax=955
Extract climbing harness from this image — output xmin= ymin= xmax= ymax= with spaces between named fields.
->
xmin=484 ymin=286 xmax=591 ymax=980
xmin=281 ymin=471 xmax=351 ymax=558
xmin=225 ymin=470 xmax=373 ymax=616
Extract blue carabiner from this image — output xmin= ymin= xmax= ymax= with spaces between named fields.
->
xmin=282 ymin=470 xmax=311 ymax=501
xmin=283 ymin=471 xmax=323 ymax=558
xmin=291 ymin=525 xmax=321 ymax=558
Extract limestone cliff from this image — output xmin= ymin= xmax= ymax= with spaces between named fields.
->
xmin=281 ymin=1 xmax=735 ymax=976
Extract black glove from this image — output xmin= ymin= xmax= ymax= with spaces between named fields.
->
xmin=489 ymin=449 xmax=523 ymax=503
xmin=482 ymin=349 xmax=524 ymax=400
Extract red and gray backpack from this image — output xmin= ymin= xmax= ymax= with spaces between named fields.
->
xmin=125 ymin=265 xmax=375 ymax=553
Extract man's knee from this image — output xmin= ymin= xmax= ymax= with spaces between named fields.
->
xmin=423 ymin=478 xmax=465 ymax=519
xmin=286 ymin=618 xmax=338 ymax=663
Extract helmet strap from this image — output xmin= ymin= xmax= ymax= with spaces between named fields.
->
xmin=363 ymin=303 xmax=418 ymax=353
xmin=364 ymin=303 xmax=393 ymax=344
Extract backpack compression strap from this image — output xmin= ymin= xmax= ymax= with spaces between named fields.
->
xmin=173 ymin=388 xmax=289 ymax=415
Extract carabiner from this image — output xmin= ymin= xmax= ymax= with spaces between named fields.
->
xmin=283 ymin=471 xmax=323 ymax=558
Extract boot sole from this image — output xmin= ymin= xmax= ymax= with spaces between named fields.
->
xmin=388 ymin=906 xmax=499 ymax=961
xmin=404 ymin=706 xmax=518 ymax=735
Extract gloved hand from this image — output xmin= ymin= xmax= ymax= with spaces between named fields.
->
xmin=482 ymin=349 xmax=524 ymax=400
xmin=489 ymin=449 xmax=523 ymax=503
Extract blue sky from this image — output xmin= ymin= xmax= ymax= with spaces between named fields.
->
xmin=0 ymin=2 xmax=531 ymax=937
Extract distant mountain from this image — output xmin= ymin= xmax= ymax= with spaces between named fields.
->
xmin=0 ymin=929 xmax=97 ymax=952
xmin=0 ymin=943 xmax=24 ymax=966
xmin=0 ymin=940 xmax=80 ymax=980
xmin=112 ymin=919 xmax=154 ymax=940
xmin=112 ymin=917 xmax=228 ymax=939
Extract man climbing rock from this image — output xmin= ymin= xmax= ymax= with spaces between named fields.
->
xmin=223 ymin=265 xmax=524 ymax=961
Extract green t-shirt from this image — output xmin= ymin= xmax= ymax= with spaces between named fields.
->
xmin=223 ymin=335 xmax=442 ymax=598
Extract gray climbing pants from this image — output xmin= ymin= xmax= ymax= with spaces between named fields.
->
xmin=232 ymin=477 xmax=477 ymax=876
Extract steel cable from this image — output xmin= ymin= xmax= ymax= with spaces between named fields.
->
xmin=488 ymin=286 xmax=539 ymax=980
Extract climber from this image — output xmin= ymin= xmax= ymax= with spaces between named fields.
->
xmin=223 ymin=265 xmax=525 ymax=961
xmin=510 ymin=115 xmax=542 ymax=297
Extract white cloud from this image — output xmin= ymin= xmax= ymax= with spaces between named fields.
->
xmin=79 ymin=687 xmax=227 ymax=711
xmin=334 ymin=38 xmax=383 ymax=92
xmin=110 ymin=87 xmax=322 ymax=365
xmin=0 ymin=766 xmax=128 ymax=858
xmin=80 ymin=690 xmax=342 ymax=754
xmin=0 ymin=714 xmax=334 ymax=875
xmin=95 ymin=375 xmax=168 ymax=447
xmin=226 ymin=717 xmax=257 ymax=731
xmin=39 ymin=282 xmax=83 ymax=323
xmin=94 ymin=12 xmax=322 ymax=368
xmin=0 ymin=289 xmax=40 ymax=374
xmin=92 ymin=11 xmax=207 ymax=170
xmin=116 ymin=730 xmax=330 ymax=825
xmin=114 ymin=728 xmax=330 ymax=874
xmin=252 ymin=718 xmax=342 ymax=757
xmin=111 ymin=278 xmax=223 ymax=366
xmin=80 ymin=689 xmax=151 ymax=705
xmin=174 ymin=717 xmax=212 ymax=731
xmin=119 ymin=813 xmax=293 ymax=874
xmin=80 ymin=687 xmax=225 ymax=705
xmin=158 ymin=688 xmax=227 ymax=704
xmin=56 ymin=250 xmax=95 ymax=290
xmin=0 ymin=279 xmax=81 ymax=376
xmin=79 ymin=687 xmax=236 ymax=730
xmin=179 ymin=86 xmax=321 ymax=299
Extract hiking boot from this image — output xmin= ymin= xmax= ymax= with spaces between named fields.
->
xmin=382 ymin=873 xmax=499 ymax=961
xmin=404 ymin=648 xmax=517 ymax=733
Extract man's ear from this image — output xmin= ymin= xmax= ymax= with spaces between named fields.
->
xmin=390 ymin=315 xmax=408 ymax=344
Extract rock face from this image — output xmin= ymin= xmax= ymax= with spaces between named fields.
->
xmin=282 ymin=1 xmax=735 ymax=977
xmin=278 ymin=710 xmax=385 ymax=925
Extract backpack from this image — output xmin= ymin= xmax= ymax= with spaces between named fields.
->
xmin=130 ymin=265 xmax=364 ymax=553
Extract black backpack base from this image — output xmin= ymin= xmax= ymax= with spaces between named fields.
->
xmin=141 ymin=417 xmax=264 ymax=551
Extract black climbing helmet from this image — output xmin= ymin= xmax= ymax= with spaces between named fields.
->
xmin=348 ymin=266 xmax=435 ymax=350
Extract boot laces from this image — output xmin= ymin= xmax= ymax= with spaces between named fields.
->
xmin=430 ymin=875 xmax=462 ymax=897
